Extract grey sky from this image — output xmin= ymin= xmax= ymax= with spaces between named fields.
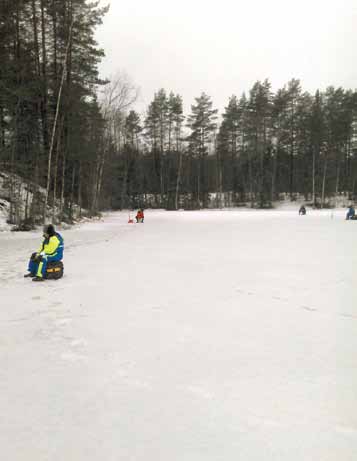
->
xmin=96 ymin=0 xmax=357 ymax=114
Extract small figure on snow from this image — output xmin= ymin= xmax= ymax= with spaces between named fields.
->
xmin=24 ymin=224 xmax=64 ymax=282
xmin=299 ymin=205 xmax=306 ymax=215
xmin=346 ymin=205 xmax=355 ymax=220
xmin=136 ymin=209 xmax=144 ymax=223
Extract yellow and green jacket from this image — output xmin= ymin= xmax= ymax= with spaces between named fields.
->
xmin=38 ymin=233 xmax=64 ymax=259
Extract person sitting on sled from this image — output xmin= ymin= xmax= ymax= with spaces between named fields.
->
xmin=136 ymin=209 xmax=144 ymax=223
xmin=299 ymin=205 xmax=306 ymax=215
xmin=25 ymin=224 xmax=64 ymax=282
xmin=346 ymin=205 xmax=355 ymax=220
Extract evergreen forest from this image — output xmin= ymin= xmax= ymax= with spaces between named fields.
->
xmin=1 ymin=0 xmax=357 ymax=226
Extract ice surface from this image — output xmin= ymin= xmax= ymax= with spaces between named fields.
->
xmin=1 ymin=209 xmax=356 ymax=460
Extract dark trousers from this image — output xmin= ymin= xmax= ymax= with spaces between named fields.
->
xmin=28 ymin=253 xmax=62 ymax=278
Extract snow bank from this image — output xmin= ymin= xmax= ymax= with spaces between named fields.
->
xmin=0 ymin=198 xmax=11 ymax=231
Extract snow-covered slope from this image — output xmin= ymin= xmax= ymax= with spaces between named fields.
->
xmin=1 ymin=209 xmax=356 ymax=460
xmin=0 ymin=198 xmax=11 ymax=231
xmin=0 ymin=171 xmax=39 ymax=226
xmin=0 ymin=171 xmax=84 ymax=229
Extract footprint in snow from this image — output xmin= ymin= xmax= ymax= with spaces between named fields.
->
xmin=70 ymin=338 xmax=87 ymax=348
xmin=335 ymin=425 xmax=357 ymax=436
xmin=55 ymin=318 xmax=73 ymax=326
xmin=300 ymin=305 xmax=317 ymax=312
xmin=340 ymin=313 xmax=357 ymax=320
xmin=60 ymin=352 xmax=86 ymax=362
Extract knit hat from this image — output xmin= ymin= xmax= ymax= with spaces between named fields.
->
xmin=44 ymin=224 xmax=55 ymax=236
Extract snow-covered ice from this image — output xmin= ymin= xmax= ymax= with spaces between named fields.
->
xmin=1 ymin=209 xmax=357 ymax=460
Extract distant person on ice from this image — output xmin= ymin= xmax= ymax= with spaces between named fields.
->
xmin=346 ymin=205 xmax=355 ymax=220
xmin=24 ymin=224 xmax=64 ymax=282
xmin=136 ymin=209 xmax=144 ymax=223
xmin=299 ymin=205 xmax=306 ymax=215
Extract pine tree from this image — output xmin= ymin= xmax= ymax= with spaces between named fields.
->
xmin=167 ymin=92 xmax=185 ymax=209
xmin=309 ymin=90 xmax=326 ymax=207
xmin=187 ymin=92 xmax=218 ymax=208
xmin=246 ymin=80 xmax=273 ymax=207
xmin=217 ymin=95 xmax=240 ymax=195
xmin=144 ymin=89 xmax=169 ymax=204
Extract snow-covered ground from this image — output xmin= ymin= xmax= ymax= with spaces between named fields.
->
xmin=1 ymin=209 xmax=356 ymax=461
xmin=0 ymin=198 xmax=11 ymax=231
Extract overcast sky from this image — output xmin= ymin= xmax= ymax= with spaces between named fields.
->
xmin=96 ymin=0 xmax=357 ymax=115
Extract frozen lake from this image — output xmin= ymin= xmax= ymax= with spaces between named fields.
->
xmin=1 ymin=209 xmax=356 ymax=460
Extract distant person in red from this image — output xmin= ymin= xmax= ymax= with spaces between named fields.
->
xmin=136 ymin=209 xmax=144 ymax=223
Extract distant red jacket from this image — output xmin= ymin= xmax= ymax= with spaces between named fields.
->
xmin=136 ymin=210 xmax=144 ymax=220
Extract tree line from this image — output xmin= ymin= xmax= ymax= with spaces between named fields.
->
xmin=103 ymin=81 xmax=357 ymax=211
xmin=1 ymin=1 xmax=357 ymax=227
xmin=0 ymin=0 xmax=109 ymax=226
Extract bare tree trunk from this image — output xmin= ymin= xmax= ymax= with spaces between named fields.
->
xmin=69 ymin=165 xmax=76 ymax=220
xmin=91 ymin=138 xmax=106 ymax=215
xmin=31 ymin=0 xmax=41 ymax=76
xmin=59 ymin=141 xmax=67 ymax=220
xmin=216 ymin=141 xmax=223 ymax=208
xmin=175 ymin=151 xmax=182 ymax=210
xmin=51 ymin=0 xmax=58 ymax=85
xmin=40 ymin=0 xmax=49 ymax=152
xmin=93 ymin=131 xmax=108 ymax=214
xmin=168 ymin=119 xmax=172 ymax=154
xmin=321 ymin=154 xmax=327 ymax=208
xmin=352 ymin=177 xmax=356 ymax=201
xmin=260 ymin=119 xmax=267 ymax=205
xmin=43 ymin=17 xmax=74 ymax=223
xmin=9 ymin=144 xmax=16 ymax=224
xmin=30 ymin=148 xmax=40 ymax=220
xmin=92 ymin=163 xmax=99 ymax=214
xmin=78 ymin=162 xmax=82 ymax=218
xmin=52 ymin=120 xmax=62 ymax=222
xmin=8 ymin=2 xmax=21 ymax=225
xmin=30 ymin=0 xmax=43 ymax=223
xmin=312 ymin=148 xmax=316 ymax=207
xmin=197 ymin=157 xmax=201 ymax=209
xmin=98 ymin=73 xmax=139 ymax=211
xmin=9 ymin=92 xmax=21 ymax=224
xmin=248 ymin=149 xmax=254 ymax=206
xmin=271 ymin=145 xmax=278 ymax=203
xmin=0 ymin=104 xmax=4 ymax=150
xmin=335 ymin=161 xmax=340 ymax=206
xmin=15 ymin=181 xmax=23 ymax=224
xmin=120 ymin=154 xmax=129 ymax=210
xmin=160 ymin=154 xmax=164 ymax=206
xmin=289 ymin=103 xmax=296 ymax=199
xmin=91 ymin=147 xmax=102 ymax=215
xmin=160 ymin=117 xmax=165 ymax=205
xmin=24 ymin=186 xmax=30 ymax=221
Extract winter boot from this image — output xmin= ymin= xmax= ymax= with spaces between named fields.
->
xmin=32 ymin=276 xmax=45 ymax=282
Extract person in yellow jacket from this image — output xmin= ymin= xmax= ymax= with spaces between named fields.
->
xmin=24 ymin=224 xmax=64 ymax=282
